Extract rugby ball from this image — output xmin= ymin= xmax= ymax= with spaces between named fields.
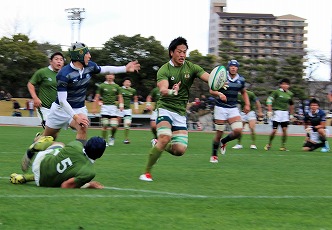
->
xmin=208 ymin=65 xmax=227 ymax=91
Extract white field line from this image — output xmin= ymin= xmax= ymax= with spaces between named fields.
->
xmin=1 ymin=177 xmax=331 ymax=199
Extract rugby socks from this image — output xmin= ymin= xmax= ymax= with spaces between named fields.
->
xmin=281 ymin=134 xmax=287 ymax=147
xmin=145 ymin=146 xmax=163 ymax=173
xmin=221 ymin=133 xmax=235 ymax=144
xmin=251 ymin=131 xmax=256 ymax=144
xmin=151 ymin=128 xmax=157 ymax=139
xmin=124 ymin=129 xmax=129 ymax=140
xmin=102 ymin=130 xmax=107 ymax=140
xmin=24 ymin=174 xmax=35 ymax=182
xmin=212 ymin=141 xmax=220 ymax=156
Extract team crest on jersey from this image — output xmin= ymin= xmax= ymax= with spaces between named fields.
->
xmin=48 ymin=78 xmax=52 ymax=81
xmin=184 ymin=72 xmax=190 ymax=79
xmin=171 ymin=76 xmax=175 ymax=81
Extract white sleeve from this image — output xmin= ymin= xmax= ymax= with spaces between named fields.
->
xmin=99 ymin=66 xmax=126 ymax=74
xmin=58 ymin=91 xmax=76 ymax=118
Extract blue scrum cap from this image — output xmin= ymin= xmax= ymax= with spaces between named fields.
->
xmin=84 ymin=136 xmax=106 ymax=160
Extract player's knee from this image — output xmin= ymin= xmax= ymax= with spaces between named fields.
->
xmin=171 ymin=149 xmax=186 ymax=156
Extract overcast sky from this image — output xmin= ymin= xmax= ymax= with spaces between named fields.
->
xmin=0 ymin=0 xmax=331 ymax=79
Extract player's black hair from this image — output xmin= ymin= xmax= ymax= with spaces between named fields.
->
xmin=122 ymin=77 xmax=132 ymax=84
xmin=50 ymin=52 xmax=64 ymax=60
xmin=168 ymin=37 xmax=188 ymax=59
xmin=309 ymin=98 xmax=320 ymax=106
xmin=279 ymin=78 xmax=290 ymax=84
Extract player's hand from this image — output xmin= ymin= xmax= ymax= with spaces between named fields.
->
xmin=33 ymin=98 xmax=42 ymax=107
xmin=126 ymin=60 xmax=140 ymax=73
xmin=243 ymin=105 xmax=250 ymax=114
xmin=305 ymin=127 xmax=312 ymax=133
xmin=89 ymin=181 xmax=104 ymax=189
xmin=172 ymin=82 xmax=181 ymax=95
xmin=267 ymin=111 xmax=273 ymax=119
xmin=222 ymin=82 xmax=229 ymax=90
xmin=218 ymin=92 xmax=227 ymax=102
xmin=74 ymin=113 xmax=90 ymax=127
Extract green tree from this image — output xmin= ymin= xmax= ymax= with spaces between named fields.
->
xmin=94 ymin=34 xmax=168 ymax=98
xmin=218 ymin=40 xmax=241 ymax=64
xmin=0 ymin=34 xmax=48 ymax=97
xmin=187 ymin=50 xmax=217 ymax=100
xmin=278 ymin=55 xmax=307 ymax=100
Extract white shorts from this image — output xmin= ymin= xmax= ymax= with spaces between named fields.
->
xmin=214 ymin=106 xmax=241 ymax=120
xmin=150 ymin=110 xmax=157 ymax=121
xmin=158 ymin=108 xmax=187 ymax=128
xmin=100 ymin=105 xmax=119 ymax=116
xmin=241 ymin=111 xmax=257 ymax=123
xmin=119 ymin=109 xmax=132 ymax=117
xmin=32 ymin=148 xmax=61 ymax=186
xmin=45 ymin=102 xmax=88 ymax=129
xmin=272 ymin=110 xmax=289 ymax=122
xmin=36 ymin=107 xmax=50 ymax=122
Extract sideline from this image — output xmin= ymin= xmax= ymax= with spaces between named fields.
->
xmin=1 ymin=177 xmax=331 ymax=199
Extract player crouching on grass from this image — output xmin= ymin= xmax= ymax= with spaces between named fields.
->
xmin=303 ymin=98 xmax=330 ymax=152
xmin=10 ymin=136 xmax=106 ymax=189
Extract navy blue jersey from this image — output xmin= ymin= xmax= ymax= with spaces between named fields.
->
xmin=304 ymin=109 xmax=326 ymax=127
xmin=215 ymin=73 xmax=245 ymax=108
xmin=55 ymin=62 xmax=101 ymax=108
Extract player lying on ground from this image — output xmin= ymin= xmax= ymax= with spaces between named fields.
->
xmin=10 ymin=136 xmax=106 ymax=189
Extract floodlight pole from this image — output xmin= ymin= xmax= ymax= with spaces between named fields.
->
xmin=65 ymin=8 xmax=85 ymax=43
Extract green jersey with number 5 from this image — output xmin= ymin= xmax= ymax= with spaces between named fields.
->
xmin=39 ymin=141 xmax=96 ymax=187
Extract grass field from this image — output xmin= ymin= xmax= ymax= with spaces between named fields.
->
xmin=0 ymin=126 xmax=332 ymax=230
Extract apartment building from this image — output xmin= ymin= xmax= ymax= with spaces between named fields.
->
xmin=208 ymin=0 xmax=308 ymax=60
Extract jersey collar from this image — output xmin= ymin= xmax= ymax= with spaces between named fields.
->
xmin=227 ymin=72 xmax=239 ymax=82
xmin=169 ymin=60 xmax=185 ymax=67
xmin=82 ymin=149 xmax=95 ymax=163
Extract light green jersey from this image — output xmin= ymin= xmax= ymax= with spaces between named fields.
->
xmin=29 ymin=66 xmax=57 ymax=109
xmin=267 ymin=88 xmax=294 ymax=111
xmin=96 ymin=82 xmax=121 ymax=105
xmin=39 ymin=141 xmax=96 ymax=187
xmin=157 ymin=60 xmax=205 ymax=116
xmin=120 ymin=87 xmax=137 ymax=109
xmin=238 ymin=90 xmax=258 ymax=111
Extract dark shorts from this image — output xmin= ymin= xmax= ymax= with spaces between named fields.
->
xmin=303 ymin=141 xmax=324 ymax=151
xmin=272 ymin=121 xmax=289 ymax=129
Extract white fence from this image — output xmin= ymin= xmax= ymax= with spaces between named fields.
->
xmin=1 ymin=115 xmax=332 ymax=135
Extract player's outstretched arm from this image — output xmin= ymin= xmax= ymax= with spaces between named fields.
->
xmin=125 ymin=60 xmax=140 ymax=73
xmin=61 ymin=178 xmax=104 ymax=189
xmin=85 ymin=181 xmax=104 ymax=189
